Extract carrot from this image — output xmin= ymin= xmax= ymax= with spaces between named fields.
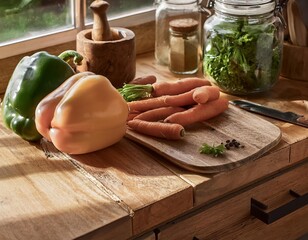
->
xmin=152 ymin=77 xmax=211 ymax=97
xmin=164 ymin=89 xmax=195 ymax=107
xmin=129 ymin=75 xmax=157 ymax=85
xmin=192 ymin=86 xmax=220 ymax=104
xmin=164 ymin=98 xmax=229 ymax=126
xmin=128 ymin=96 xmax=168 ymax=113
xmin=127 ymin=112 xmax=140 ymax=121
xmin=127 ymin=119 xmax=185 ymax=140
xmin=119 ymin=77 xmax=211 ymax=102
xmin=134 ymin=106 xmax=186 ymax=121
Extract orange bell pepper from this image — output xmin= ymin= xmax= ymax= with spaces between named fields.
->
xmin=35 ymin=72 xmax=129 ymax=154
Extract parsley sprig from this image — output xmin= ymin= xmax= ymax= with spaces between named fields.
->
xmin=199 ymin=143 xmax=225 ymax=157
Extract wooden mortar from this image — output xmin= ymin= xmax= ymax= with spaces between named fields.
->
xmin=76 ymin=0 xmax=136 ymax=88
xmin=280 ymin=42 xmax=308 ymax=81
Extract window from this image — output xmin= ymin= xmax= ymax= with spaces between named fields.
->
xmin=0 ymin=1 xmax=74 ymax=46
xmin=85 ymin=0 xmax=155 ymax=24
xmin=0 ymin=0 xmax=154 ymax=59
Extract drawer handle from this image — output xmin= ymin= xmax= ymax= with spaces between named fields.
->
xmin=250 ymin=189 xmax=308 ymax=224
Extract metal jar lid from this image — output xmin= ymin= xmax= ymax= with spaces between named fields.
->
xmin=155 ymin=0 xmax=198 ymax=5
xmin=213 ymin=0 xmax=276 ymax=15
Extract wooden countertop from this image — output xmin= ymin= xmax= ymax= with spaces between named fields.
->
xmin=0 ymin=52 xmax=308 ymax=240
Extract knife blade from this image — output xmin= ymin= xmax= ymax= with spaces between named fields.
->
xmin=230 ymin=100 xmax=308 ymax=128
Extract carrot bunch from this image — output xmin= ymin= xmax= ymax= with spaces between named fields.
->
xmin=123 ymin=75 xmax=229 ymax=140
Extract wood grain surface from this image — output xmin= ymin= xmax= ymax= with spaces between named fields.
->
xmin=0 ymin=124 xmax=132 ymax=240
xmin=126 ymin=105 xmax=282 ymax=173
xmin=42 ymin=138 xmax=193 ymax=235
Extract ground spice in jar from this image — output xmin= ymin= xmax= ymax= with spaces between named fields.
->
xmin=169 ymin=18 xmax=199 ymax=74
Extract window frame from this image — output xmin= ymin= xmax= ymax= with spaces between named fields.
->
xmin=0 ymin=1 xmax=155 ymax=59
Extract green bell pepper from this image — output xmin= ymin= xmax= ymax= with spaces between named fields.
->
xmin=1 ymin=50 xmax=83 ymax=141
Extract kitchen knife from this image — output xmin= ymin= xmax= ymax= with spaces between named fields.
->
xmin=230 ymin=100 xmax=308 ymax=128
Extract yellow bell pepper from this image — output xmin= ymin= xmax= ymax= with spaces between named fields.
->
xmin=35 ymin=72 xmax=129 ymax=154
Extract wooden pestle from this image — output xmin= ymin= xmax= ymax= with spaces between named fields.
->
xmin=90 ymin=0 xmax=120 ymax=41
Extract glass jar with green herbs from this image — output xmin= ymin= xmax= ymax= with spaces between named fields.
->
xmin=203 ymin=0 xmax=284 ymax=95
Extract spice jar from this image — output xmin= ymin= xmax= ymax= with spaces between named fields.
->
xmin=169 ymin=18 xmax=199 ymax=74
xmin=155 ymin=0 xmax=201 ymax=66
xmin=203 ymin=0 xmax=285 ymax=95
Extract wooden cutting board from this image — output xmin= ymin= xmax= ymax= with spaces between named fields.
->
xmin=126 ymin=105 xmax=282 ymax=173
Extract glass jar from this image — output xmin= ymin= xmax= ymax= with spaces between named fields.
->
xmin=202 ymin=0 xmax=284 ymax=95
xmin=155 ymin=0 xmax=201 ymax=66
xmin=169 ymin=18 xmax=199 ymax=74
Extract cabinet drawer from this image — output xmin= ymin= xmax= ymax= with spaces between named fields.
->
xmin=156 ymin=160 xmax=308 ymax=240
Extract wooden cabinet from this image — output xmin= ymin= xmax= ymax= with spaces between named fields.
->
xmin=153 ymin=160 xmax=308 ymax=240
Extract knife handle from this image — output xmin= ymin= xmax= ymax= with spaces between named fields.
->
xmin=250 ymin=189 xmax=308 ymax=224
